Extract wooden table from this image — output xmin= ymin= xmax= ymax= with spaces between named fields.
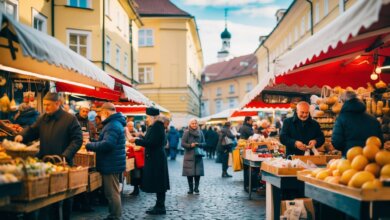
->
xmin=262 ymin=171 xmax=304 ymax=220
xmin=242 ymin=158 xmax=262 ymax=200
xmin=0 ymin=186 xmax=86 ymax=213
xmin=304 ymin=182 xmax=390 ymax=220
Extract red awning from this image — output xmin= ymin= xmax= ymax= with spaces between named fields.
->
xmin=55 ymin=82 xmax=120 ymax=101
xmin=244 ymin=99 xmax=291 ymax=110
xmin=230 ymin=111 xmax=258 ymax=117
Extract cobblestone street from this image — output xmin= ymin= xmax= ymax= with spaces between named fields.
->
xmin=72 ymin=155 xmax=265 ymax=220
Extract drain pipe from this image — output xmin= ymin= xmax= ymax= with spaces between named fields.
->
xmin=305 ymin=0 xmax=314 ymax=35
xmin=51 ymin=0 xmax=55 ymax=37
xmin=102 ymin=0 xmax=106 ymax=71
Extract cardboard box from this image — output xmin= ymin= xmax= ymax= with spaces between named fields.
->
xmin=280 ymin=198 xmax=315 ymax=220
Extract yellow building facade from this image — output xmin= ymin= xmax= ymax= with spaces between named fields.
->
xmin=256 ymin=0 xmax=358 ymax=81
xmin=135 ymin=0 xmax=203 ymax=126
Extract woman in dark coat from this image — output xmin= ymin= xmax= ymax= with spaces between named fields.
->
xmin=205 ymin=126 xmax=219 ymax=158
xmin=217 ymin=122 xmax=235 ymax=177
xmin=135 ymin=107 xmax=169 ymax=215
xmin=181 ymin=118 xmax=206 ymax=195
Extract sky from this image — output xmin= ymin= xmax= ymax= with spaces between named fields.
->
xmin=170 ymin=0 xmax=294 ymax=66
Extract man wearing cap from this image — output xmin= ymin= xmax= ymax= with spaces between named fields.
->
xmin=85 ymin=102 xmax=126 ymax=220
xmin=134 ymin=107 xmax=170 ymax=215
xmin=15 ymin=92 xmax=83 ymax=220
xmin=76 ymin=102 xmax=97 ymax=142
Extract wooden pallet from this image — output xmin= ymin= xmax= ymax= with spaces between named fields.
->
xmin=261 ymin=162 xmax=304 ymax=176
xmin=297 ymin=170 xmax=390 ymax=201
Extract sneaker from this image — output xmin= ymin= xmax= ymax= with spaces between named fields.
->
xmin=146 ymin=206 xmax=166 ymax=215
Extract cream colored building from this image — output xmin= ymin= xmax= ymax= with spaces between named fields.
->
xmin=202 ymin=54 xmax=258 ymax=116
xmin=134 ymin=0 xmax=203 ymax=126
xmin=256 ymin=0 xmax=359 ymax=81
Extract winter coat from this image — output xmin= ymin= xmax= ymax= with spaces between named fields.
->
xmin=280 ymin=112 xmax=325 ymax=157
xmin=167 ymin=126 xmax=180 ymax=148
xmin=181 ymin=128 xmax=206 ymax=176
xmin=332 ymin=98 xmax=383 ymax=156
xmin=76 ymin=113 xmax=97 ymax=141
xmin=14 ymin=108 xmax=39 ymax=128
xmin=135 ymin=120 xmax=170 ymax=193
xmin=21 ymin=108 xmax=82 ymax=165
xmin=86 ymin=113 xmax=126 ymax=174
xmin=217 ymin=126 xmax=235 ymax=153
xmin=239 ymin=123 xmax=254 ymax=140
xmin=205 ymin=128 xmax=219 ymax=150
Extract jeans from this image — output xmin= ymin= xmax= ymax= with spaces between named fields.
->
xmin=102 ymin=173 xmax=122 ymax=219
xmin=169 ymin=146 xmax=177 ymax=159
xmin=221 ymin=151 xmax=229 ymax=172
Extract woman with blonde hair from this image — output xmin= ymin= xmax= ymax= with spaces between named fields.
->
xmin=181 ymin=118 xmax=206 ymax=195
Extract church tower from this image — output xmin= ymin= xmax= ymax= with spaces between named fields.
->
xmin=217 ymin=9 xmax=231 ymax=62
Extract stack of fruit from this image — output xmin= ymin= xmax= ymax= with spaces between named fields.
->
xmin=309 ymin=136 xmax=390 ymax=189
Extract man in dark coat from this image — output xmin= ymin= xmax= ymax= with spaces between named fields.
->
xmin=332 ymin=91 xmax=383 ymax=156
xmin=15 ymin=92 xmax=82 ymax=220
xmin=135 ymin=107 xmax=170 ymax=215
xmin=205 ymin=126 xmax=219 ymax=158
xmin=167 ymin=126 xmax=180 ymax=160
xmin=86 ymin=102 xmax=126 ymax=220
xmin=239 ymin=116 xmax=254 ymax=140
xmin=280 ymin=101 xmax=325 ymax=157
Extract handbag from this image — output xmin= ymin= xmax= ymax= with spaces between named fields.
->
xmin=194 ymin=147 xmax=205 ymax=157
xmin=222 ymin=136 xmax=233 ymax=146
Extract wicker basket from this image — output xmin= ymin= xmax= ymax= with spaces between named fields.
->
xmin=11 ymin=175 xmax=49 ymax=201
xmin=68 ymin=166 xmax=89 ymax=189
xmin=42 ymin=155 xmax=69 ymax=195
xmin=5 ymin=148 xmax=39 ymax=159
xmin=73 ymin=152 xmax=96 ymax=168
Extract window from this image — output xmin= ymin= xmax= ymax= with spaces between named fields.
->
xmin=294 ymin=26 xmax=299 ymax=42
xmin=124 ymin=53 xmax=128 ymax=75
xmin=246 ymin=82 xmax=253 ymax=92
xmin=307 ymin=12 xmax=311 ymax=31
xmin=115 ymin=45 xmax=120 ymax=69
xmin=229 ymin=85 xmax=235 ymax=94
xmin=105 ymin=36 xmax=111 ymax=63
xmin=139 ymin=29 xmax=154 ymax=47
xmin=116 ymin=9 xmax=121 ymax=29
xmin=68 ymin=0 xmax=90 ymax=8
xmin=67 ymin=29 xmax=91 ymax=59
xmin=229 ymin=98 xmax=238 ymax=108
xmin=216 ymin=87 xmax=222 ymax=96
xmin=315 ymin=2 xmax=320 ymax=24
xmin=32 ymin=9 xmax=47 ymax=33
xmin=1 ymin=0 xmax=18 ymax=20
xmin=123 ymin=14 xmax=127 ymax=37
xmin=201 ymin=101 xmax=209 ymax=117
xmin=215 ymin=99 xmax=222 ymax=113
xmin=105 ymin=0 xmax=110 ymax=17
xmin=324 ymin=0 xmax=329 ymax=16
xmin=138 ymin=66 xmax=153 ymax=84
xmin=301 ymin=17 xmax=305 ymax=36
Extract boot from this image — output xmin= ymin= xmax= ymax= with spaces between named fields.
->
xmin=130 ymin=185 xmax=139 ymax=196
xmin=145 ymin=206 xmax=166 ymax=215
xmin=194 ymin=180 xmax=200 ymax=195
xmin=222 ymin=172 xmax=232 ymax=178
xmin=187 ymin=178 xmax=194 ymax=194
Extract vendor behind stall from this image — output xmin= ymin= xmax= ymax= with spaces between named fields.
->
xmin=13 ymin=103 xmax=39 ymax=128
xmin=280 ymin=101 xmax=324 ymax=157
xmin=14 ymin=92 xmax=83 ymax=220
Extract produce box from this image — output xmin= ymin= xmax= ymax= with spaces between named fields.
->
xmin=324 ymin=155 xmax=342 ymax=162
xmin=12 ymin=176 xmax=49 ymax=201
xmin=261 ymin=161 xmax=304 ymax=176
xmin=73 ymin=152 xmax=96 ymax=168
xmin=281 ymin=198 xmax=315 ymax=220
xmin=291 ymin=155 xmax=327 ymax=165
xmin=88 ymin=171 xmax=102 ymax=192
xmin=68 ymin=167 xmax=88 ymax=189
xmin=49 ymin=171 xmax=68 ymax=195
xmin=297 ymin=170 xmax=390 ymax=201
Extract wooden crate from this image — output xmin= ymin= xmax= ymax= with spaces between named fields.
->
xmin=73 ymin=152 xmax=96 ymax=168
xmin=324 ymin=155 xmax=342 ymax=162
xmin=291 ymin=155 xmax=327 ymax=165
xmin=126 ymin=158 xmax=135 ymax=172
xmin=88 ymin=172 xmax=102 ymax=192
xmin=68 ymin=167 xmax=89 ymax=190
xmin=261 ymin=162 xmax=304 ymax=176
xmin=12 ymin=176 xmax=49 ymax=201
xmin=297 ymin=170 xmax=390 ymax=201
xmin=49 ymin=171 xmax=68 ymax=195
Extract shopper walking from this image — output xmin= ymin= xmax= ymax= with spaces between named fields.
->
xmin=181 ymin=118 xmax=206 ymax=195
xmin=217 ymin=122 xmax=235 ymax=178
xmin=167 ymin=126 xmax=180 ymax=160
xmin=86 ymin=102 xmax=126 ymax=220
xmin=205 ymin=126 xmax=219 ymax=159
xmin=135 ymin=107 xmax=170 ymax=215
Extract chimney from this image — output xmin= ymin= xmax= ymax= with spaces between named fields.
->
xmin=275 ymin=9 xmax=287 ymax=22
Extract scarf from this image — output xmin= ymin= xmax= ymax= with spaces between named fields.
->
xmin=189 ymin=127 xmax=200 ymax=137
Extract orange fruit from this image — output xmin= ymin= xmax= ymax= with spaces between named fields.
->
xmin=351 ymin=155 xmax=369 ymax=171
xmin=316 ymin=170 xmax=331 ymax=180
xmin=381 ymin=164 xmax=390 ymax=177
xmin=348 ymin=171 xmax=375 ymax=188
xmin=337 ymin=159 xmax=352 ymax=174
xmin=364 ymin=163 xmax=381 ymax=177
xmin=347 ymin=147 xmax=363 ymax=162
xmin=332 ymin=169 xmax=341 ymax=177
xmin=366 ymin=136 xmax=382 ymax=148
xmin=311 ymin=168 xmax=325 ymax=178
xmin=340 ymin=169 xmax=358 ymax=185
xmin=362 ymin=179 xmax=382 ymax=189
xmin=363 ymin=144 xmax=380 ymax=161
xmin=329 ymin=159 xmax=340 ymax=171
xmin=326 ymin=176 xmax=340 ymax=184
xmin=376 ymin=150 xmax=390 ymax=166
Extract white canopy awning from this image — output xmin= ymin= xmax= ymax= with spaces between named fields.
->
xmin=122 ymin=85 xmax=153 ymax=106
xmin=239 ymin=72 xmax=274 ymax=109
xmin=0 ymin=12 xmax=115 ymax=89
xmin=274 ymin=0 xmax=390 ymax=76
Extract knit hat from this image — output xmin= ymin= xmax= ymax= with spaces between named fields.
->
xmin=146 ymin=107 xmax=159 ymax=116
xmin=43 ymin=92 xmax=59 ymax=101
xmin=100 ymin=102 xmax=116 ymax=112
